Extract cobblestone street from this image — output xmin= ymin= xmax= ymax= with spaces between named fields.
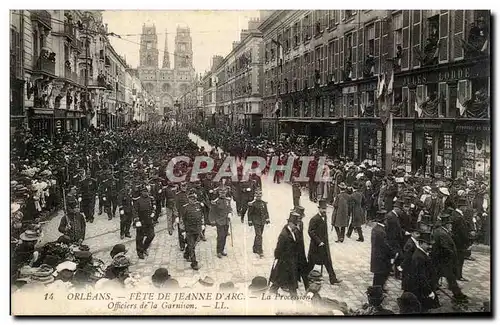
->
xmin=39 ymin=135 xmax=491 ymax=314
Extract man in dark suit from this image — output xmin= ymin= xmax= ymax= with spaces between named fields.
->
xmin=432 ymin=216 xmax=468 ymax=302
xmin=209 ymin=187 xmax=233 ymax=258
xmin=370 ymin=210 xmax=395 ymax=290
xmin=401 ymin=226 xmax=420 ymax=291
xmin=452 ymin=198 xmax=472 ymax=281
xmin=269 ymin=212 xmax=301 ymax=298
xmin=407 ymin=232 xmax=439 ymax=312
xmin=385 ymin=200 xmax=404 ymax=279
xmin=292 ymin=205 xmax=309 ymax=290
xmin=307 ymin=200 xmax=342 ymax=285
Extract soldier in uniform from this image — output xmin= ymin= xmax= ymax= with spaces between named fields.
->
xmin=118 ymin=182 xmax=133 ymax=239
xmin=79 ymin=174 xmax=97 ymax=223
xmin=180 ymin=192 xmax=205 ymax=270
xmin=151 ymin=175 xmax=165 ymax=225
xmin=164 ymin=182 xmax=177 ymax=236
xmin=239 ymin=178 xmax=255 ymax=223
xmin=174 ymin=182 xmax=189 ymax=251
xmin=132 ymin=185 xmax=156 ymax=259
xmin=209 ymin=186 xmax=233 ymax=258
xmin=247 ymin=188 xmax=269 ymax=258
xmin=193 ymin=179 xmax=209 ymax=241
xmin=58 ymin=185 xmax=86 ymax=244
xmin=99 ymin=174 xmax=113 ymax=220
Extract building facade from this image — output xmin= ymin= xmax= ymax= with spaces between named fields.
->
xmin=10 ymin=10 xmax=151 ymax=135
xmin=202 ymin=56 xmax=223 ymax=127
xmin=137 ymin=24 xmax=196 ymax=118
xmin=260 ymin=10 xmax=490 ymax=178
xmin=212 ymin=18 xmax=264 ymax=136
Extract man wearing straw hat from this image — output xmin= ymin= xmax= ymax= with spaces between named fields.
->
xmin=58 ymin=185 xmax=86 ymax=244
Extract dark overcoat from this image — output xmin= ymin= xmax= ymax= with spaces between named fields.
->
xmin=431 ymin=227 xmax=458 ymax=278
xmin=269 ymin=226 xmax=300 ymax=290
xmin=332 ymin=192 xmax=350 ymax=227
xmin=308 ymin=213 xmax=333 ymax=267
xmin=370 ymin=224 xmax=393 ymax=274
xmin=349 ymin=191 xmax=365 ymax=227
xmin=401 ymin=237 xmax=417 ymax=291
xmin=408 ymin=248 xmax=439 ymax=310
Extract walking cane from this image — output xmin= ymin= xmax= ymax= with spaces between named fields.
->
xmin=229 ymin=218 xmax=234 ymax=247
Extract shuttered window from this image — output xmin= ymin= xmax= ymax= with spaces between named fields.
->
xmin=352 ymin=30 xmax=358 ymax=79
xmin=402 ymin=10 xmax=410 ymax=70
xmin=438 ymin=82 xmax=447 ymax=117
xmin=358 ymin=26 xmax=364 ymax=78
xmin=453 ymin=9 xmax=465 ymax=60
xmin=340 ymin=36 xmax=344 ymax=80
xmin=333 ymin=38 xmax=339 ymax=82
xmin=439 ymin=10 xmax=450 ymax=63
xmin=412 ymin=10 xmax=422 ymax=68
xmin=328 ymin=41 xmax=334 ymax=81
xmin=402 ymin=87 xmax=410 ymax=117
xmin=374 ymin=21 xmax=381 ymax=75
xmin=322 ymin=44 xmax=327 ymax=84
xmin=381 ymin=19 xmax=389 ymax=64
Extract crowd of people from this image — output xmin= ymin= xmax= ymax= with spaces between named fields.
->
xmin=10 ymin=120 xmax=490 ymax=315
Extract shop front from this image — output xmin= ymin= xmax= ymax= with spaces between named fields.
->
xmin=358 ymin=120 xmax=384 ymax=167
xmin=28 ymin=110 xmax=53 ymax=136
xmin=392 ymin=120 xmax=414 ymax=172
xmin=454 ymin=121 xmax=491 ymax=179
xmin=345 ymin=121 xmax=359 ymax=162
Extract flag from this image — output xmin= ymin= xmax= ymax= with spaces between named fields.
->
xmin=360 ymin=103 xmax=365 ymax=114
xmin=377 ymin=73 xmax=385 ymax=99
xmin=433 ymin=40 xmax=440 ymax=58
xmin=456 ymin=97 xmax=466 ymax=116
xmin=481 ymin=39 xmax=489 ymax=52
xmin=387 ymin=70 xmax=394 ymax=95
xmin=415 ymin=98 xmax=422 ymax=117
xmin=273 ymin=100 xmax=281 ymax=115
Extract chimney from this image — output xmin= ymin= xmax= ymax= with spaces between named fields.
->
xmin=232 ymin=41 xmax=240 ymax=50
xmin=247 ymin=18 xmax=261 ymax=31
xmin=212 ymin=55 xmax=223 ymax=71
xmin=240 ymin=29 xmax=250 ymax=41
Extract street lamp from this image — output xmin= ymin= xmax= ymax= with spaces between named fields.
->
xmin=174 ymin=99 xmax=180 ymax=129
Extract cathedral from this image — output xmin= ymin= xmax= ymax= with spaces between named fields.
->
xmin=138 ymin=24 xmax=196 ymax=116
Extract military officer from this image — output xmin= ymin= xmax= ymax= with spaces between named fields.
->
xmin=174 ymin=182 xmax=189 ymax=251
xmin=164 ymin=182 xmax=177 ymax=236
xmin=79 ymin=174 xmax=97 ymax=223
xmin=247 ymin=188 xmax=269 ymax=258
xmin=99 ymin=176 xmax=113 ymax=220
xmin=117 ymin=182 xmax=133 ymax=239
xmin=132 ymin=185 xmax=156 ymax=259
xmin=209 ymin=186 xmax=233 ymax=258
xmin=239 ymin=179 xmax=255 ymax=223
xmin=180 ymin=192 xmax=205 ymax=270
xmin=151 ymin=175 xmax=165 ymax=224
xmin=58 ymin=185 xmax=86 ymax=244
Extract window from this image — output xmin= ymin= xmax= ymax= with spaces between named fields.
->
xmin=303 ymin=15 xmax=311 ymax=41
xmin=393 ymin=13 xmax=403 ymax=57
xmin=346 ymin=33 xmax=353 ymax=61
xmin=293 ymin=22 xmax=300 ymax=46
xmin=146 ymin=42 xmax=152 ymax=50
xmin=328 ymin=10 xmax=339 ymax=29
xmin=367 ymin=24 xmax=375 ymax=55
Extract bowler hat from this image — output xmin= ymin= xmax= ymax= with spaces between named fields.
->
xmin=375 ymin=210 xmax=387 ymax=221
xmin=74 ymin=250 xmax=93 ymax=261
xmin=366 ymin=285 xmax=384 ymax=299
xmin=248 ymin=276 xmax=268 ymax=292
xmin=152 ymin=268 xmax=171 ymax=284
xmin=110 ymin=244 xmax=128 ymax=258
xmin=417 ymin=232 xmax=433 ymax=244
xmin=397 ymin=292 xmax=421 ymax=314
xmin=293 ymin=206 xmax=305 ymax=215
xmin=288 ymin=211 xmax=301 ymax=223
xmin=318 ymin=200 xmax=328 ymax=209
xmin=338 ymin=182 xmax=347 ymax=190
xmin=199 ymin=276 xmax=215 ymax=287
xmin=308 ymin=270 xmax=322 ymax=281
xmin=57 ymin=235 xmax=71 ymax=244
xmin=219 ymin=281 xmax=236 ymax=291
xmin=20 ymin=229 xmax=41 ymax=242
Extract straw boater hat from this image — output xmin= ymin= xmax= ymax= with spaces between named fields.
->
xmin=20 ymin=229 xmax=41 ymax=242
xmin=438 ymin=187 xmax=450 ymax=196
xmin=422 ymin=186 xmax=432 ymax=194
xmin=11 ymin=202 xmax=21 ymax=214
xmin=199 ymin=276 xmax=215 ymax=287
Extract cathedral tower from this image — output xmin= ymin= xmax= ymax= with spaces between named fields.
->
xmin=174 ymin=26 xmax=193 ymax=70
xmin=139 ymin=24 xmax=159 ymax=68
xmin=162 ymin=29 xmax=170 ymax=69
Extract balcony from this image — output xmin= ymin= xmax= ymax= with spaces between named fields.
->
xmin=30 ymin=10 xmax=52 ymax=30
xmin=33 ymin=52 xmax=56 ymax=76
xmin=63 ymin=22 xmax=76 ymax=42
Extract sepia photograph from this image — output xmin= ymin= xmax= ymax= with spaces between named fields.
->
xmin=8 ymin=7 xmax=491 ymax=316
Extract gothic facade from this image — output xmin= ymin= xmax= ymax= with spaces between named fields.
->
xmin=138 ymin=24 xmax=195 ymax=116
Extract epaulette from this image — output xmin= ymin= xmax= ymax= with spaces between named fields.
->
xmin=248 ymin=199 xmax=255 ymax=205
xmin=132 ymin=197 xmax=140 ymax=201
xmin=182 ymin=203 xmax=189 ymax=207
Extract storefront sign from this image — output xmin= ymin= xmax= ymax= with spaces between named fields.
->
xmin=415 ymin=121 xmax=442 ymax=130
xmin=396 ymin=65 xmax=486 ymax=87
xmin=393 ymin=121 xmax=414 ymax=130
xmin=359 ymin=82 xmax=377 ymax=92
xmin=342 ymin=85 xmax=358 ymax=94
xmin=455 ymin=123 xmax=491 ymax=133
xmin=359 ymin=120 xmax=378 ymax=128
xmin=54 ymin=109 xmax=66 ymax=118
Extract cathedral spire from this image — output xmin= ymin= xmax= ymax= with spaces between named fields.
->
xmin=162 ymin=29 xmax=170 ymax=69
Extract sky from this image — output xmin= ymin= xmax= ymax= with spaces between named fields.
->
xmin=101 ymin=10 xmax=261 ymax=74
